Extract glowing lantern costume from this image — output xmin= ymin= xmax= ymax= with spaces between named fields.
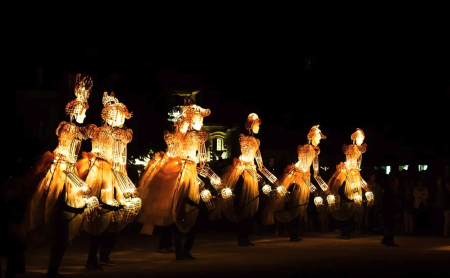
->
xmin=327 ymin=128 xmax=374 ymax=222
xmin=26 ymin=74 xmax=97 ymax=242
xmin=211 ymin=113 xmax=281 ymax=224
xmin=262 ymin=125 xmax=329 ymax=225
xmin=138 ymin=98 xmax=219 ymax=234
xmin=77 ymin=92 xmax=140 ymax=235
xmin=23 ymin=74 xmax=99 ymax=277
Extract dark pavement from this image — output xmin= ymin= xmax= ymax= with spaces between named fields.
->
xmin=3 ymin=230 xmax=449 ymax=277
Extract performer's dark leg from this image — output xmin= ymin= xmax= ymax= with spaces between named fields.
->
xmin=237 ymin=216 xmax=254 ymax=246
xmin=289 ymin=214 xmax=303 ymax=242
xmin=86 ymin=234 xmax=102 ymax=269
xmin=158 ymin=225 xmax=174 ymax=251
xmin=237 ymin=219 xmax=247 ymax=246
xmin=341 ymin=219 xmax=351 ymax=239
xmin=183 ymin=222 xmax=198 ymax=259
xmin=246 ymin=216 xmax=255 ymax=245
xmin=5 ymin=239 xmax=26 ymax=278
xmin=382 ymin=216 xmax=399 ymax=247
xmin=100 ymin=231 xmax=118 ymax=265
xmin=174 ymin=234 xmax=183 ymax=259
xmin=47 ymin=216 xmax=69 ymax=277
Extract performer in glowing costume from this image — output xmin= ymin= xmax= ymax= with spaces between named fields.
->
xmin=138 ymin=97 xmax=219 ymax=260
xmin=210 ymin=113 xmax=282 ymax=246
xmin=262 ymin=125 xmax=330 ymax=241
xmin=77 ymin=92 xmax=140 ymax=268
xmin=327 ymin=128 xmax=374 ymax=239
xmin=25 ymin=74 xmax=99 ymax=278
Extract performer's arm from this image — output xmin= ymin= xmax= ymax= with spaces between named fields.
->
xmin=255 ymin=148 xmax=279 ymax=185
xmin=99 ymin=201 xmax=123 ymax=211
xmin=62 ymin=203 xmax=86 ymax=214
xmin=313 ymin=155 xmax=330 ymax=194
xmin=198 ymin=141 xmax=208 ymax=169
xmin=197 ymin=164 xmax=222 ymax=190
xmin=185 ymin=196 xmax=207 ymax=212
xmin=356 ymin=154 xmax=362 ymax=170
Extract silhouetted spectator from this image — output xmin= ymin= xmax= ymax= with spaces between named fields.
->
xmin=403 ymin=176 xmax=415 ymax=235
xmin=432 ymin=177 xmax=445 ymax=236
xmin=381 ymin=173 xmax=402 ymax=247
xmin=364 ymin=169 xmax=382 ymax=234
xmin=414 ymin=179 xmax=429 ymax=234
xmin=444 ymin=180 xmax=450 ymax=237
xmin=443 ymin=165 xmax=450 ymax=183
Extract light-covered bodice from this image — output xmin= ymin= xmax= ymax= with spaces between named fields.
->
xmin=164 ymin=131 xmax=183 ymax=158
xmin=296 ymin=144 xmax=320 ymax=173
xmin=238 ymin=134 xmax=260 ymax=164
xmin=164 ymin=130 xmax=208 ymax=163
xmin=342 ymin=143 xmax=367 ymax=170
xmin=53 ymin=121 xmax=89 ymax=164
xmin=89 ymin=125 xmax=133 ymax=164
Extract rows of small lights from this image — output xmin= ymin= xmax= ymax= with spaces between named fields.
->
xmin=84 ymin=196 xmax=100 ymax=222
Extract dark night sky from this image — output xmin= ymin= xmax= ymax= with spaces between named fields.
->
xmin=5 ymin=34 xmax=450 ymax=174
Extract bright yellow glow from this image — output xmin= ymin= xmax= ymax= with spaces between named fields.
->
xmin=262 ymin=185 xmax=272 ymax=195
xmin=276 ymin=185 xmax=287 ymax=196
xmin=314 ymin=196 xmax=323 ymax=206
xmin=221 ymin=188 xmax=233 ymax=200
xmin=365 ymin=191 xmax=374 ymax=206
xmin=84 ymin=196 xmax=100 ymax=222
xmin=327 ymin=194 xmax=335 ymax=204
xmin=211 ymin=177 xmax=221 ymax=187
xmin=200 ymin=189 xmax=212 ymax=203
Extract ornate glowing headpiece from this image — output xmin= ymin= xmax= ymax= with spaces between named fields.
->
xmin=245 ymin=113 xmax=262 ymax=130
xmin=351 ymin=128 xmax=365 ymax=140
xmin=174 ymin=97 xmax=210 ymax=130
xmin=65 ymin=73 xmax=93 ymax=116
xmin=307 ymin=125 xmax=327 ymax=140
xmin=101 ymin=92 xmax=132 ymax=121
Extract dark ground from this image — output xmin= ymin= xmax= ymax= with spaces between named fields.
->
xmin=2 ymin=228 xmax=449 ymax=278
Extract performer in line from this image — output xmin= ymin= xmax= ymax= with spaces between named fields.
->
xmin=138 ymin=97 xmax=219 ymax=260
xmin=262 ymin=125 xmax=330 ymax=242
xmin=327 ymin=128 xmax=374 ymax=239
xmin=77 ymin=92 xmax=141 ymax=269
xmin=25 ymin=74 xmax=100 ymax=278
xmin=210 ymin=113 xmax=283 ymax=246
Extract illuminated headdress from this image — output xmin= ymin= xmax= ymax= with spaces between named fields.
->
xmin=65 ymin=73 xmax=93 ymax=116
xmin=351 ymin=128 xmax=365 ymax=140
xmin=101 ymin=92 xmax=132 ymax=121
xmin=307 ymin=125 xmax=327 ymax=140
xmin=175 ymin=97 xmax=210 ymax=130
xmin=245 ymin=113 xmax=262 ymax=130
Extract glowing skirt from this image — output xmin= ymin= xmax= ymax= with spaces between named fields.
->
xmin=138 ymin=152 xmax=168 ymax=212
xmin=26 ymin=153 xmax=85 ymax=242
xmin=328 ymin=167 xmax=361 ymax=221
xmin=213 ymin=159 xmax=259 ymax=223
xmin=261 ymin=165 xmax=310 ymax=225
xmin=78 ymin=157 xmax=128 ymax=235
xmin=138 ymin=158 xmax=199 ymax=234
